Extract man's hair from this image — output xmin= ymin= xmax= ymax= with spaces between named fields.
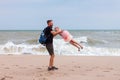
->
xmin=47 ymin=20 xmax=52 ymax=24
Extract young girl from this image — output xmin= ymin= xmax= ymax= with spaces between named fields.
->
xmin=55 ymin=27 xmax=83 ymax=51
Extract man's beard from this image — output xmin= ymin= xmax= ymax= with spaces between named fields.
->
xmin=50 ymin=25 xmax=53 ymax=27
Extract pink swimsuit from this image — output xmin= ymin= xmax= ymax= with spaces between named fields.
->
xmin=60 ymin=30 xmax=73 ymax=42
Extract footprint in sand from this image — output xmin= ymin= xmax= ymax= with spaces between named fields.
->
xmin=0 ymin=77 xmax=5 ymax=80
xmin=103 ymin=70 xmax=110 ymax=72
xmin=0 ymin=76 xmax=13 ymax=80
xmin=42 ymin=77 xmax=48 ymax=80
xmin=14 ymin=65 xmax=19 ymax=67
xmin=36 ymin=68 xmax=42 ymax=70
xmin=70 ymin=69 xmax=75 ymax=71
xmin=96 ymin=75 xmax=105 ymax=77
xmin=86 ymin=69 xmax=93 ymax=71
xmin=74 ymin=66 xmax=81 ymax=68
xmin=36 ymin=77 xmax=48 ymax=80
xmin=4 ymin=67 xmax=10 ymax=69
xmin=39 ymin=73 xmax=43 ymax=76
xmin=106 ymin=68 xmax=114 ymax=71
xmin=1 ymin=64 xmax=5 ymax=66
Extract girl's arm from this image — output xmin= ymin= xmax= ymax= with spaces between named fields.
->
xmin=51 ymin=30 xmax=62 ymax=36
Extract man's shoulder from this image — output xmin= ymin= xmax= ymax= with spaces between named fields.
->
xmin=44 ymin=27 xmax=52 ymax=34
xmin=45 ymin=27 xmax=52 ymax=31
xmin=45 ymin=27 xmax=49 ymax=30
xmin=44 ymin=27 xmax=49 ymax=32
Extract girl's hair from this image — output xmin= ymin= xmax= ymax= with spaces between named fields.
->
xmin=54 ymin=27 xmax=59 ymax=30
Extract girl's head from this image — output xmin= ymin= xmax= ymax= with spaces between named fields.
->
xmin=55 ymin=27 xmax=61 ymax=32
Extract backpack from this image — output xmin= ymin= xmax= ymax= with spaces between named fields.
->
xmin=39 ymin=29 xmax=47 ymax=45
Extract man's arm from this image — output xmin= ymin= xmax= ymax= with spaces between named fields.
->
xmin=51 ymin=31 xmax=61 ymax=36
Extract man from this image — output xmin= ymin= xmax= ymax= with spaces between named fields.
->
xmin=44 ymin=20 xmax=61 ymax=71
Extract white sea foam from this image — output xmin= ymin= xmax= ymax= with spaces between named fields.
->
xmin=0 ymin=37 xmax=119 ymax=56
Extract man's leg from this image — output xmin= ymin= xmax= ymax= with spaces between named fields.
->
xmin=49 ymin=54 xmax=54 ymax=68
xmin=48 ymin=54 xmax=58 ymax=71
xmin=46 ymin=43 xmax=58 ymax=71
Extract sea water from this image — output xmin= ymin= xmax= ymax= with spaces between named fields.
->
xmin=0 ymin=30 xmax=120 ymax=56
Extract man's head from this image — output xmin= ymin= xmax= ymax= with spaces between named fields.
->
xmin=47 ymin=20 xmax=53 ymax=27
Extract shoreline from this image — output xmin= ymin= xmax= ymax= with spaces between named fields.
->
xmin=0 ymin=55 xmax=120 ymax=80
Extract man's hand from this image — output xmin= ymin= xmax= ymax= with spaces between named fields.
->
xmin=51 ymin=30 xmax=61 ymax=36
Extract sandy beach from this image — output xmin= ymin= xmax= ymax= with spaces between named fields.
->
xmin=0 ymin=55 xmax=120 ymax=80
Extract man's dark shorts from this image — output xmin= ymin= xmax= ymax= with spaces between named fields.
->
xmin=46 ymin=43 xmax=54 ymax=56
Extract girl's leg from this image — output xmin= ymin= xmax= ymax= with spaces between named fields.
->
xmin=70 ymin=41 xmax=80 ymax=51
xmin=71 ymin=39 xmax=83 ymax=49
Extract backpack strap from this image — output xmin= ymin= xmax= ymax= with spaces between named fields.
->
xmin=43 ymin=28 xmax=51 ymax=38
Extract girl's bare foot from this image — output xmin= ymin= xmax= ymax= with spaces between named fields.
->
xmin=78 ymin=47 xmax=80 ymax=51
xmin=81 ymin=46 xmax=83 ymax=49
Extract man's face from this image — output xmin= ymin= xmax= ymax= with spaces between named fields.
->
xmin=48 ymin=21 xmax=53 ymax=27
